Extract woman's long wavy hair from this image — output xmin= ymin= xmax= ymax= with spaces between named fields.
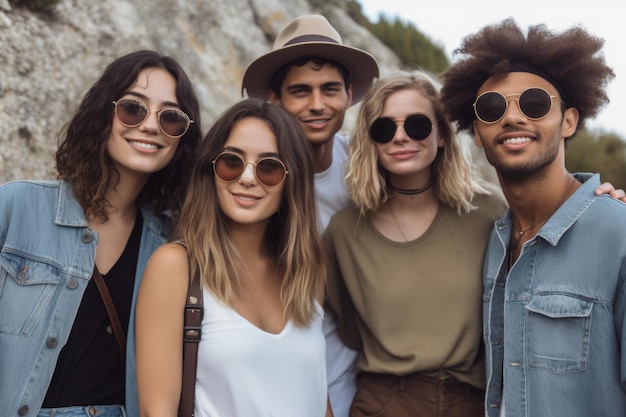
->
xmin=176 ymin=98 xmax=325 ymax=326
xmin=346 ymin=70 xmax=488 ymax=215
xmin=55 ymin=50 xmax=202 ymax=224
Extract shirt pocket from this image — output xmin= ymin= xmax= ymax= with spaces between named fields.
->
xmin=525 ymin=293 xmax=592 ymax=373
xmin=0 ymin=251 xmax=62 ymax=336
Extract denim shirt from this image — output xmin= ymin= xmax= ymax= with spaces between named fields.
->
xmin=483 ymin=174 xmax=626 ymax=417
xmin=0 ymin=180 xmax=170 ymax=417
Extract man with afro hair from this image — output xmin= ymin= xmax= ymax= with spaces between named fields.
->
xmin=440 ymin=18 xmax=626 ymax=417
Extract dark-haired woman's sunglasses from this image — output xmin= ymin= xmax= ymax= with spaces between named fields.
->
xmin=473 ymin=87 xmax=564 ymax=124
xmin=369 ymin=113 xmax=433 ymax=143
xmin=113 ymin=98 xmax=193 ymax=138
xmin=212 ymin=152 xmax=288 ymax=187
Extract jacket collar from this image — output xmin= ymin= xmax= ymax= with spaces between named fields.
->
xmin=55 ymin=180 xmax=171 ymax=239
xmin=55 ymin=180 xmax=89 ymax=227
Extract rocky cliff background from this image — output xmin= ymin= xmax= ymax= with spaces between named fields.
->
xmin=0 ymin=0 xmax=489 ymax=183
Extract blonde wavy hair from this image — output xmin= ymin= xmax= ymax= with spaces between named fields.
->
xmin=346 ymin=70 xmax=489 ymax=215
xmin=176 ymin=98 xmax=325 ymax=326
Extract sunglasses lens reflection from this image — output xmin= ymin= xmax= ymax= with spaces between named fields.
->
xmin=256 ymin=159 xmax=287 ymax=186
xmin=116 ymin=99 xmax=148 ymax=126
xmin=115 ymin=98 xmax=190 ymax=138
xmin=370 ymin=117 xmax=397 ymax=143
xmin=475 ymin=88 xmax=554 ymax=123
xmin=370 ymin=114 xmax=432 ymax=143
xmin=519 ymin=88 xmax=552 ymax=119
xmin=214 ymin=153 xmax=287 ymax=187
xmin=475 ymin=93 xmax=507 ymax=123
xmin=404 ymin=114 xmax=432 ymax=140
xmin=214 ymin=153 xmax=244 ymax=182
xmin=159 ymin=109 xmax=189 ymax=137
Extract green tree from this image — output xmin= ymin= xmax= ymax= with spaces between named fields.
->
xmin=365 ymin=14 xmax=449 ymax=72
xmin=341 ymin=0 xmax=449 ymax=73
xmin=566 ymin=131 xmax=626 ymax=190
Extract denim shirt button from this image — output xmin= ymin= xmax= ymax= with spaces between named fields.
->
xmin=67 ymin=279 xmax=78 ymax=290
xmin=18 ymin=405 xmax=28 ymax=416
xmin=88 ymin=406 xmax=97 ymax=416
xmin=81 ymin=232 xmax=94 ymax=243
xmin=17 ymin=265 xmax=29 ymax=280
xmin=46 ymin=338 xmax=58 ymax=348
xmin=509 ymin=361 xmax=521 ymax=367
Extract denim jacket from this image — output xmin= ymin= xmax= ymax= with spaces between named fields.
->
xmin=483 ymin=174 xmax=626 ymax=417
xmin=0 ymin=180 xmax=170 ymax=417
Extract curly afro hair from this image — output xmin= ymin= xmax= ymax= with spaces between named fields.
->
xmin=440 ymin=18 xmax=614 ymax=138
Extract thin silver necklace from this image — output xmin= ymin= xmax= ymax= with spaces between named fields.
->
xmin=509 ymin=175 xmax=577 ymax=267
xmin=389 ymin=203 xmax=414 ymax=248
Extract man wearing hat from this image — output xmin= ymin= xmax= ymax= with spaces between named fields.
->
xmin=242 ymin=14 xmax=379 ymax=417
xmin=441 ymin=18 xmax=626 ymax=417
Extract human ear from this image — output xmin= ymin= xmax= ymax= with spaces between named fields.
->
xmin=268 ymin=89 xmax=280 ymax=105
xmin=472 ymin=121 xmax=484 ymax=148
xmin=561 ymin=107 xmax=579 ymax=139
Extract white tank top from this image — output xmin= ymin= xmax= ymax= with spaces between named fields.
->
xmin=193 ymin=288 xmax=327 ymax=417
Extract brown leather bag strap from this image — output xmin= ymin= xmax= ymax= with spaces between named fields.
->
xmin=178 ymin=272 xmax=203 ymax=417
xmin=92 ymin=266 xmax=126 ymax=363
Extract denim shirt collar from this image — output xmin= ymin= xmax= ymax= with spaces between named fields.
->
xmin=140 ymin=205 xmax=171 ymax=241
xmin=494 ymin=173 xmax=600 ymax=247
xmin=56 ymin=180 xmax=170 ymax=239
xmin=56 ymin=181 xmax=88 ymax=227
xmin=538 ymin=173 xmax=600 ymax=246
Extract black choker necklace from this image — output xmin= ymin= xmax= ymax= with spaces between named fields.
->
xmin=388 ymin=180 xmax=433 ymax=195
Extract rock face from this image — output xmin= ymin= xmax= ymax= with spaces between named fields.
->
xmin=0 ymin=0 xmax=403 ymax=182
xmin=3 ymin=0 xmax=502 ymax=187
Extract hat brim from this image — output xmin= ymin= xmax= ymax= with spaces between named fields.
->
xmin=242 ymin=42 xmax=379 ymax=104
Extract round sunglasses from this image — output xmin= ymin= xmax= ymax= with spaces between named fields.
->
xmin=113 ymin=98 xmax=193 ymax=138
xmin=473 ymin=87 xmax=564 ymax=124
xmin=369 ymin=113 xmax=433 ymax=143
xmin=212 ymin=152 xmax=288 ymax=187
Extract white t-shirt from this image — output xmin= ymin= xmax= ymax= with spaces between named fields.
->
xmin=314 ymin=133 xmax=353 ymax=232
xmin=194 ymin=289 xmax=327 ymax=417
xmin=315 ymin=133 xmax=359 ymax=417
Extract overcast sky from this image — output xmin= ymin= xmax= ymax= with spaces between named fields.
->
xmin=359 ymin=1 xmax=625 ymax=139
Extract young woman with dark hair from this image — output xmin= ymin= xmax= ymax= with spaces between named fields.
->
xmin=0 ymin=49 xmax=202 ymax=417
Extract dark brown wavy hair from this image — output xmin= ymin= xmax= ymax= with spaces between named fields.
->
xmin=440 ymin=18 xmax=614 ymax=141
xmin=55 ymin=50 xmax=202 ymax=222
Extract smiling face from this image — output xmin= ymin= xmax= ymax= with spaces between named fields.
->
xmin=269 ymin=62 xmax=352 ymax=148
xmin=374 ymin=88 xmax=444 ymax=189
xmin=472 ymin=72 xmax=579 ymax=179
xmin=107 ymin=67 xmax=183 ymax=182
xmin=215 ymin=117 xmax=286 ymax=228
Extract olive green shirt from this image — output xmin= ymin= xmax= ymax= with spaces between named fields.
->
xmin=325 ymin=191 xmax=507 ymax=389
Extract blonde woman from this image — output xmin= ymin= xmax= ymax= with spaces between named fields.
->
xmin=136 ymin=98 xmax=332 ymax=417
xmin=325 ymin=70 xmax=507 ymax=417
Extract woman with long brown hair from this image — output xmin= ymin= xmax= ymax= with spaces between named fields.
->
xmin=136 ymin=98 xmax=331 ymax=417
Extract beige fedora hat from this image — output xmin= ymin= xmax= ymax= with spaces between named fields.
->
xmin=241 ymin=15 xmax=379 ymax=104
